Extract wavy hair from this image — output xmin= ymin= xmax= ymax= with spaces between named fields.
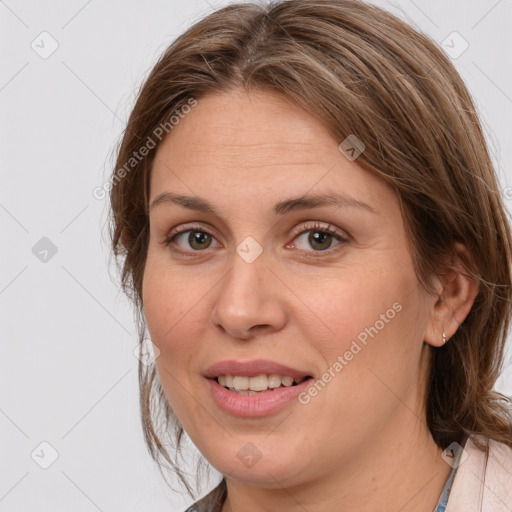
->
xmin=109 ymin=0 xmax=512 ymax=497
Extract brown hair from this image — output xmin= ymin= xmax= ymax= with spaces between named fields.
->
xmin=109 ymin=0 xmax=512 ymax=497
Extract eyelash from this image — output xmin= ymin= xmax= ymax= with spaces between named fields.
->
xmin=163 ymin=221 xmax=349 ymax=259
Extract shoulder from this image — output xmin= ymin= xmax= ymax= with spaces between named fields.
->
xmin=446 ymin=435 xmax=512 ymax=511
xmin=183 ymin=479 xmax=227 ymax=512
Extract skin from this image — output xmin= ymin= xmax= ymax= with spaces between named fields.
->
xmin=142 ymin=88 xmax=479 ymax=512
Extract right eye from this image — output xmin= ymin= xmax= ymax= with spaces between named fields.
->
xmin=164 ymin=225 xmax=221 ymax=254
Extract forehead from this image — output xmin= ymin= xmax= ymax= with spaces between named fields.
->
xmin=157 ymin=89 xmax=336 ymax=163
xmin=150 ymin=88 xmax=393 ymax=211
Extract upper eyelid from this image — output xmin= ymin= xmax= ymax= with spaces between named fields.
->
xmin=168 ymin=220 xmax=343 ymax=237
xmin=290 ymin=221 xmax=345 ymax=238
xmin=167 ymin=222 xmax=218 ymax=238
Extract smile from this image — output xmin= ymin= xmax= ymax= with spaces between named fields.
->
xmin=216 ymin=374 xmax=308 ymax=394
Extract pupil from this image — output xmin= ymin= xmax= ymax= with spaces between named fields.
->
xmin=309 ymin=231 xmax=331 ymax=250
xmin=189 ymin=231 xmax=211 ymax=250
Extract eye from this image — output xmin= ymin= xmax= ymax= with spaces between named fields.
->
xmin=289 ymin=222 xmax=348 ymax=255
xmin=162 ymin=221 xmax=349 ymax=257
xmin=164 ymin=225 xmax=220 ymax=253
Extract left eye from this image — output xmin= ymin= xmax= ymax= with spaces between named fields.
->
xmin=292 ymin=227 xmax=345 ymax=252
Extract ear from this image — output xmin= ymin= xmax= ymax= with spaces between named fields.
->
xmin=424 ymin=242 xmax=480 ymax=347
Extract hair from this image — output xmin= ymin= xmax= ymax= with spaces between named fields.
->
xmin=108 ymin=0 xmax=512 ymax=499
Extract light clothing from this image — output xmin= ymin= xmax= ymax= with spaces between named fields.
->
xmin=445 ymin=435 xmax=512 ymax=511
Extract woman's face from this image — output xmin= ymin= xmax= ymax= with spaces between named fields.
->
xmin=143 ymin=88 xmax=438 ymax=486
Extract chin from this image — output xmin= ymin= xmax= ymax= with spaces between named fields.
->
xmin=207 ymin=446 xmax=306 ymax=487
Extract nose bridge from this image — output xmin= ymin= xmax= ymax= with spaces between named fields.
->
xmin=210 ymin=241 xmax=287 ymax=339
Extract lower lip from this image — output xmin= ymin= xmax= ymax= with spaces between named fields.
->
xmin=207 ymin=378 xmax=313 ymax=417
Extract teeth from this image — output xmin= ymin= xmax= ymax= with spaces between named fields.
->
xmin=248 ymin=374 xmax=268 ymax=391
xmin=217 ymin=374 xmax=306 ymax=392
xmin=281 ymin=376 xmax=294 ymax=387
xmin=267 ymin=374 xmax=281 ymax=388
xmin=232 ymin=376 xmax=249 ymax=390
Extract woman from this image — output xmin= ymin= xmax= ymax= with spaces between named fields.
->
xmin=109 ymin=1 xmax=512 ymax=510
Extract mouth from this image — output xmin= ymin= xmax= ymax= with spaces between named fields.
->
xmin=204 ymin=359 xmax=315 ymax=415
xmin=207 ymin=373 xmax=314 ymax=417
xmin=212 ymin=374 xmax=313 ymax=395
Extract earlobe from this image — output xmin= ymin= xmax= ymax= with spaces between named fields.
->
xmin=423 ymin=243 xmax=480 ymax=348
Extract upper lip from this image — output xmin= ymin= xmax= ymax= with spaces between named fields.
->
xmin=204 ymin=359 xmax=312 ymax=380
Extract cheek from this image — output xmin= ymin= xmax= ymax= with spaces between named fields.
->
xmin=142 ymin=260 xmax=206 ymax=363
xmin=302 ymin=265 xmax=413 ymax=357
xmin=302 ymin=261 xmax=428 ymax=417
xmin=142 ymin=263 xmax=212 ymax=429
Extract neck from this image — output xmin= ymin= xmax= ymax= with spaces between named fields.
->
xmin=221 ymin=416 xmax=451 ymax=512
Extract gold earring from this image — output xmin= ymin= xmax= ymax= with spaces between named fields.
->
xmin=442 ymin=331 xmax=447 ymax=344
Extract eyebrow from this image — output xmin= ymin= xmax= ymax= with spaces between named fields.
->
xmin=149 ymin=191 xmax=377 ymax=215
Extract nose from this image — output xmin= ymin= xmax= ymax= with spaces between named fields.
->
xmin=210 ymin=249 xmax=288 ymax=340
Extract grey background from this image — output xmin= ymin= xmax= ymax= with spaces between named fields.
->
xmin=1 ymin=0 xmax=511 ymax=510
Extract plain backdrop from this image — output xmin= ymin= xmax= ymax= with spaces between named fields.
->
xmin=1 ymin=0 xmax=511 ymax=510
